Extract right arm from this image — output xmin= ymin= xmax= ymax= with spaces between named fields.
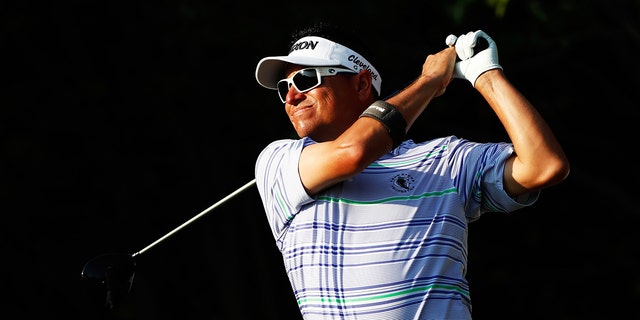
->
xmin=299 ymin=47 xmax=457 ymax=196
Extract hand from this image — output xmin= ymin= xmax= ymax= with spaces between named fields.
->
xmin=448 ymin=30 xmax=503 ymax=87
xmin=419 ymin=46 xmax=457 ymax=98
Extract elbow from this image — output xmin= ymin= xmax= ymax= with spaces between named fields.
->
xmin=334 ymin=143 xmax=376 ymax=178
xmin=540 ymin=154 xmax=571 ymax=188
xmin=510 ymin=153 xmax=571 ymax=194
xmin=553 ymin=156 xmax=571 ymax=184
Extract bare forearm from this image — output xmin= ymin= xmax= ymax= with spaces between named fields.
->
xmin=387 ymin=75 xmax=444 ymax=129
xmin=388 ymin=47 xmax=457 ymax=130
xmin=475 ymin=69 xmax=570 ymax=194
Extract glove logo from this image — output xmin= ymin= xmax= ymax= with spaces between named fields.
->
xmin=390 ymin=173 xmax=415 ymax=193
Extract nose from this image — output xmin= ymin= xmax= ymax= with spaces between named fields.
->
xmin=284 ymin=84 xmax=305 ymax=104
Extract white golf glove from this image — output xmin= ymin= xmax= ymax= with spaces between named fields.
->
xmin=449 ymin=30 xmax=503 ymax=87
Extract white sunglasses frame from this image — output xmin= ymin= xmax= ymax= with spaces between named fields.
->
xmin=276 ymin=66 xmax=357 ymax=103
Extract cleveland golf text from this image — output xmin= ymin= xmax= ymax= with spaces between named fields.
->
xmin=289 ymin=40 xmax=379 ymax=81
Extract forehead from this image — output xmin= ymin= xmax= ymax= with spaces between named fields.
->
xmin=284 ymin=63 xmax=306 ymax=77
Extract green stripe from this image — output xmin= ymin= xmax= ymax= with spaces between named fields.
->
xmin=297 ymin=283 xmax=469 ymax=305
xmin=316 ymin=187 xmax=457 ymax=205
xmin=274 ymin=187 xmax=293 ymax=219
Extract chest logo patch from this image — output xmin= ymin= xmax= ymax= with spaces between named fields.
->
xmin=390 ymin=173 xmax=416 ymax=193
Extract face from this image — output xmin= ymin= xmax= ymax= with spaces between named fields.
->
xmin=281 ymin=64 xmax=369 ymax=142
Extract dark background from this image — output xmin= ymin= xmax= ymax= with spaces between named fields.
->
xmin=2 ymin=0 xmax=638 ymax=319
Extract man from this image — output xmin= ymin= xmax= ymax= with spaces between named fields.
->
xmin=253 ymin=22 xmax=569 ymax=319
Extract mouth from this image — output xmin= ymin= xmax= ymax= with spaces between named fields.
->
xmin=290 ymin=104 xmax=314 ymax=117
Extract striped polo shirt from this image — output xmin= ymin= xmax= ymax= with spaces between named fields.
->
xmin=255 ymin=136 xmax=538 ymax=319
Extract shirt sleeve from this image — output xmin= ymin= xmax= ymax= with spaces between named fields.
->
xmin=479 ymin=144 xmax=539 ymax=211
xmin=254 ymin=138 xmax=314 ymax=242
xmin=449 ymin=138 xmax=540 ymax=221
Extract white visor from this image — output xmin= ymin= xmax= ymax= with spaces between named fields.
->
xmin=255 ymin=36 xmax=381 ymax=96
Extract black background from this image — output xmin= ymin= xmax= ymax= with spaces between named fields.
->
xmin=2 ymin=1 xmax=638 ymax=319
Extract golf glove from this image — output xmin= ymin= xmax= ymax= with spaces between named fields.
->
xmin=451 ymin=30 xmax=502 ymax=87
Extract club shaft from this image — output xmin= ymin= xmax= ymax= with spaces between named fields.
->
xmin=132 ymin=178 xmax=257 ymax=257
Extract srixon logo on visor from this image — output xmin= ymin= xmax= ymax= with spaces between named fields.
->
xmin=289 ymin=40 xmax=319 ymax=53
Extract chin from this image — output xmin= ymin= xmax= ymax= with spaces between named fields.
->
xmin=292 ymin=123 xmax=311 ymax=137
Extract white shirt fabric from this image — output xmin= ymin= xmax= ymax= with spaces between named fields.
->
xmin=255 ymin=135 xmax=539 ymax=320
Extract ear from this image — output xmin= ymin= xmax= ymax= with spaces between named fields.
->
xmin=355 ymin=69 xmax=374 ymax=101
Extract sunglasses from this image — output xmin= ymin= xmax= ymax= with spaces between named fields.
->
xmin=277 ymin=67 xmax=357 ymax=103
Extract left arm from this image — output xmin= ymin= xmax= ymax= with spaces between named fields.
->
xmin=452 ymin=30 xmax=570 ymax=197
xmin=474 ymin=69 xmax=570 ymax=197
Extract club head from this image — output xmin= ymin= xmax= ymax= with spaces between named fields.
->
xmin=81 ymin=253 xmax=136 ymax=309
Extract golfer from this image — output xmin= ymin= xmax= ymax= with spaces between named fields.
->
xmin=253 ymin=22 xmax=569 ymax=319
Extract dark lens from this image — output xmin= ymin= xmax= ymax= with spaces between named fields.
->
xmin=277 ymin=80 xmax=291 ymax=102
xmin=292 ymin=69 xmax=319 ymax=92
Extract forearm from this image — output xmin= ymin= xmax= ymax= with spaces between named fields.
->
xmin=475 ymin=70 xmax=570 ymax=193
xmin=386 ymin=75 xmax=444 ymax=129
xmin=387 ymin=46 xmax=457 ymax=130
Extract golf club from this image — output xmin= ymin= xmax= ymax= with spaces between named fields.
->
xmin=81 ymin=178 xmax=256 ymax=308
